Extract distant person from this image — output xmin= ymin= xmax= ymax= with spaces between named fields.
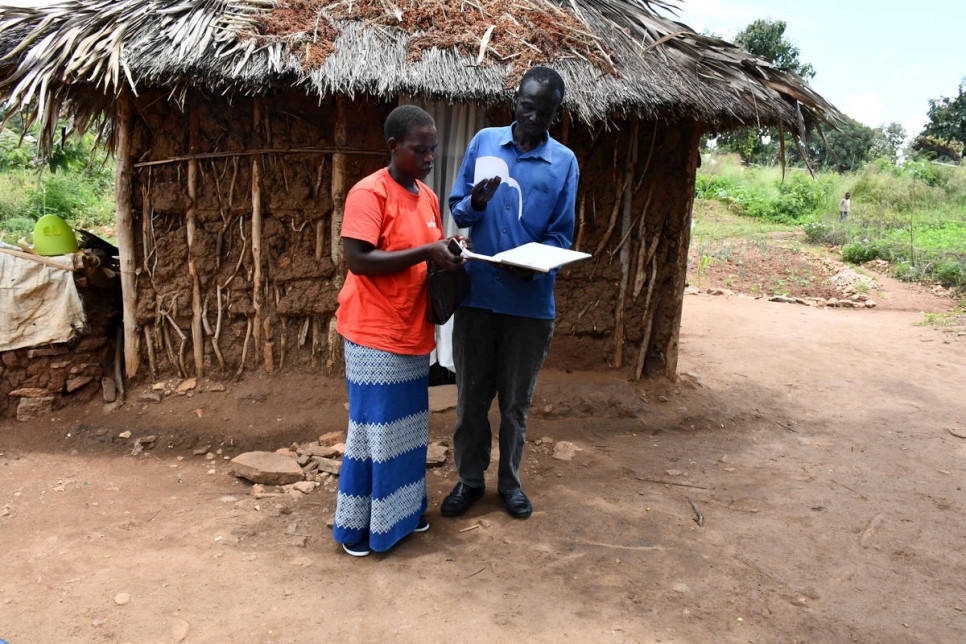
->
xmin=332 ymin=105 xmax=465 ymax=557
xmin=441 ymin=66 xmax=579 ymax=520
xmin=839 ymin=191 xmax=851 ymax=222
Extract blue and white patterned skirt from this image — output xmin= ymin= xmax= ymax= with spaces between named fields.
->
xmin=333 ymin=339 xmax=430 ymax=552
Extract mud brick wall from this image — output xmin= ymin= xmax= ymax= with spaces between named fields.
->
xmin=1 ymin=280 xmax=120 ymax=419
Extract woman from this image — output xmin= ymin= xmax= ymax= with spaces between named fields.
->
xmin=332 ymin=105 xmax=464 ymax=557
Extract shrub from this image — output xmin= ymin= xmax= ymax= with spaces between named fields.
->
xmin=841 ymin=241 xmax=880 ymax=264
xmin=933 ymin=259 xmax=966 ymax=287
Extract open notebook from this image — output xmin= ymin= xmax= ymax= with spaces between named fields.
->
xmin=460 ymin=242 xmax=591 ymax=273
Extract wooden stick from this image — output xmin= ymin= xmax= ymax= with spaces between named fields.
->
xmin=114 ymin=88 xmax=140 ymax=379
xmin=686 ymin=497 xmax=705 ymax=527
xmin=613 ymin=119 xmax=639 ymax=369
xmin=330 ymin=95 xmax=348 ymax=268
xmin=237 ymin=316 xmax=253 ymax=377
xmin=251 ymin=101 xmax=264 ymax=369
xmin=143 ymin=323 xmax=158 ymax=381
xmin=0 ymin=247 xmax=77 ymax=270
xmin=574 ymin=193 xmax=587 ymax=252
xmin=634 ymin=253 xmax=659 ymax=381
xmin=635 ymin=477 xmax=708 ymax=490
xmin=592 ymin=177 xmax=627 ymax=258
xmin=186 ymin=118 xmax=204 ymax=377
xmin=132 ymin=146 xmax=386 ymax=168
xmin=211 ymin=284 xmax=226 ymax=369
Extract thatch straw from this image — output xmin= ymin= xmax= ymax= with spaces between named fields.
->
xmin=0 ymin=0 xmax=839 ymax=155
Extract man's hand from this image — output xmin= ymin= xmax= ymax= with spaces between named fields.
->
xmin=470 ymin=176 xmax=502 ymax=211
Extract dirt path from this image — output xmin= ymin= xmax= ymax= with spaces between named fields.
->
xmin=2 ymin=270 xmax=965 ymax=643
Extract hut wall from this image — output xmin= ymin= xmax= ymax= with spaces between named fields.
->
xmin=128 ymin=89 xmax=389 ymax=379
xmin=124 ymin=91 xmax=698 ymax=381
xmin=551 ymin=116 xmax=699 ymax=378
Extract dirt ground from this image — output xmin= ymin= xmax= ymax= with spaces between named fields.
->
xmin=3 ymin=249 xmax=966 ymax=643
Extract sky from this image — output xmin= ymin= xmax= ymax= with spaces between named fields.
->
xmin=668 ymin=0 xmax=966 ymax=140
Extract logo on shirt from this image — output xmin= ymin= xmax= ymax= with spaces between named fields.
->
xmin=427 ymin=221 xmax=437 ymax=228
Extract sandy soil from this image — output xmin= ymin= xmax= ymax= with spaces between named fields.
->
xmin=2 ymin=257 xmax=965 ymax=643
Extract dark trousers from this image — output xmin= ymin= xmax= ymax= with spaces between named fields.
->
xmin=452 ymin=307 xmax=554 ymax=494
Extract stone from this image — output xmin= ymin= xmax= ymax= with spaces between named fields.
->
xmin=118 ymin=430 xmax=132 ymax=439
xmin=101 ymin=377 xmax=117 ymax=403
xmin=114 ymin=592 xmax=130 ymax=606
xmin=75 ymin=337 xmax=108 ymax=352
xmin=230 ymin=451 xmax=305 ymax=485
xmin=768 ymin=295 xmax=797 ymax=304
xmin=140 ymin=435 xmax=157 ymax=446
xmin=9 ymin=387 xmax=52 ymax=398
xmin=318 ymin=431 xmax=344 ymax=446
xmin=672 ymin=583 xmax=690 ymax=594
xmin=865 ymin=300 xmax=877 ymax=308
xmin=301 ymin=443 xmax=340 ymax=459
xmin=330 ymin=442 xmax=346 ymax=456
xmin=26 ymin=346 xmax=68 ymax=358
xmin=426 ymin=442 xmax=448 ymax=467
xmin=292 ymin=481 xmax=317 ymax=494
xmin=429 ymin=384 xmax=458 ymax=413
xmin=170 ymin=619 xmax=190 ymax=643
xmin=176 ymin=377 xmax=197 ymax=393
xmin=314 ymin=457 xmax=342 ymax=476
xmin=552 ymin=441 xmax=580 ymax=461
xmin=138 ymin=392 xmax=162 ymax=403
xmin=66 ymin=375 xmax=95 ymax=393
xmin=17 ymin=396 xmax=55 ymax=421
xmin=207 ymin=382 xmax=226 ymax=392
xmin=665 ymin=469 xmax=684 ymax=477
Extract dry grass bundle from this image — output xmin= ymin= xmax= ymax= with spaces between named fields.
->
xmin=255 ymin=0 xmax=617 ymax=76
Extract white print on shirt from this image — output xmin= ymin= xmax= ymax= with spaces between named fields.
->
xmin=426 ymin=221 xmax=438 ymax=228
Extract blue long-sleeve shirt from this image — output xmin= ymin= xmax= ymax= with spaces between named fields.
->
xmin=448 ymin=124 xmax=579 ymax=319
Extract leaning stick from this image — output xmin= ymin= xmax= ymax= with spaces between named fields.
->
xmin=186 ymin=150 xmax=204 ymax=377
xmin=251 ymin=104 xmax=264 ymax=369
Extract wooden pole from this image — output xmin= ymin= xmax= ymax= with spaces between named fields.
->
xmin=114 ymin=88 xmax=141 ymax=379
xmin=330 ymin=95 xmax=347 ymax=267
xmin=186 ymin=102 xmax=204 ymax=377
xmin=251 ymin=99 xmax=264 ymax=370
xmin=613 ymin=118 xmax=639 ymax=369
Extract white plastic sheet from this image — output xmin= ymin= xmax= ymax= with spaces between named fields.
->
xmin=0 ymin=252 xmax=86 ymax=352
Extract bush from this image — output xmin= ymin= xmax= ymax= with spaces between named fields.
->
xmin=933 ymin=259 xmax=966 ymax=287
xmin=841 ymin=241 xmax=881 ymax=264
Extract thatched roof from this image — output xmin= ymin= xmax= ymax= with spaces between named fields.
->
xmin=0 ymin=0 xmax=839 ymax=152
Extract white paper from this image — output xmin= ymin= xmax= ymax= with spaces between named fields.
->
xmin=473 ymin=156 xmax=523 ymax=220
xmin=461 ymin=242 xmax=591 ymax=273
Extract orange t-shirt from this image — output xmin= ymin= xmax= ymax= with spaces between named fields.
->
xmin=336 ymin=168 xmax=443 ymax=355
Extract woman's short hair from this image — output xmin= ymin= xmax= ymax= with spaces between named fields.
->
xmin=385 ymin=105 xmax=435 ymax=143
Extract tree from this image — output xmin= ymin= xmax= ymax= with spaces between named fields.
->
xmin=718 ymin=19 xmax=816 ymax=165
xmin=733 ymin=19 xmax=815 ymax=80
xmin=869 ymin=123 xmax=906 ymax=164
xmin=798 ymin=117 xmax=876 ymax=173
xmin=913 ymin=78 xmax=966 ymax=163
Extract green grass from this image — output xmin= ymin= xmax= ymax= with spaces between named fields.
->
xmin=697 ymin=154 xmax=966 ymax=289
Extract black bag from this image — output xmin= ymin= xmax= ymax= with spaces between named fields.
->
xmin=426 ymin=260 xmax=470 ymax=324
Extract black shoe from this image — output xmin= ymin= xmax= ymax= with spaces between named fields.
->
xmin=501 ymin=490 xmax=532 ymax=519
xmin=440 ymin=482 xmax=485 ymax=517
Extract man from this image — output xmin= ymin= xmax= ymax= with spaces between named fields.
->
xmin=839 ymin=191 xmax=851 ymax=222
xmin=442 ymin=66 xmax=579 ymax=519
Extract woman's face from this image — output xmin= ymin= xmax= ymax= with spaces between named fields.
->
xmin=390 ymin=125 xmax=438 ymax=182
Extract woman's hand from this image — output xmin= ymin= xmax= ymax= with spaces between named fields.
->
xmin=426 ymin=239 xmax=466 ymax=271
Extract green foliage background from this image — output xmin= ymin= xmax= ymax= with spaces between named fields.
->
xmin=0 ymin=121 xmax=115 ymax=245
xmin=699 ymin=154 xmax=966 ymax=288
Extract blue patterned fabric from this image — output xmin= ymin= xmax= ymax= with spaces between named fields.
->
xmin=333 ymin=339 xmax=430 ymax=552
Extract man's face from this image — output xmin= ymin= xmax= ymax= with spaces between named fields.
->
xmin=513 ymin=79 xmax=561 ymax=139
xmin=390 ymin=124 xmax=438 ymax=181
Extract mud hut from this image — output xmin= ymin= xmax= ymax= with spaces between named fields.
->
xmin=0 ymin=0 xmax=837 ymax=383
